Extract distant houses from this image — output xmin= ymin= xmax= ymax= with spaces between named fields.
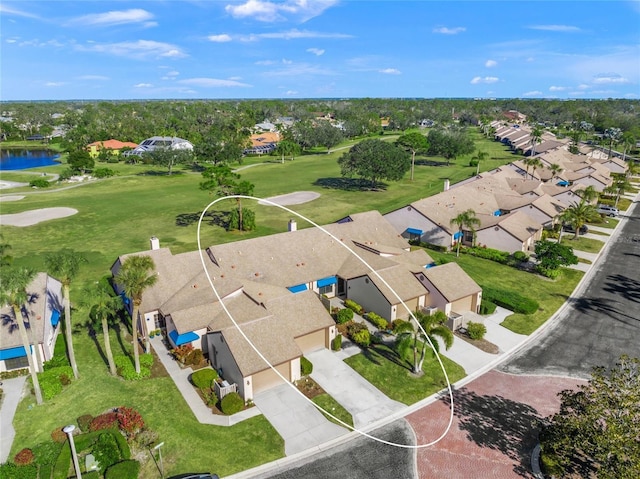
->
xmin=87 ymin=139 xmax=139 ymax=158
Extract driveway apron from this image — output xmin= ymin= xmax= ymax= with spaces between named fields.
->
xmin=307 ymin=349 xmax=406 ymax=429
xmin=253 ymin=383 xmax=348 ymax=456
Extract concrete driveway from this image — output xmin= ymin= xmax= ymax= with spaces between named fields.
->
xmin=307 ymin=349 xmax=406 ymax=429
xmin=253 ymin=383 xmax=347 ymax=456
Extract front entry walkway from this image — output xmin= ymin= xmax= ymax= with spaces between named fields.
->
xmin=307 ymin=349 xmax=406 ymax=429
xmin=253 ymin=383 xmax=347 ymax=456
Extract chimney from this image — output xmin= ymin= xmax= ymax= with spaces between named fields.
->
xmin=288 ymin=219 xmax=297 ymax=232
xmin=444 ymin=179 xmax=450 ymax=191
xmin=150 ymin=236 xmax=160 ymax=250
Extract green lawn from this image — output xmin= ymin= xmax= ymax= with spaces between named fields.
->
xmin=426 ymin=250 xmax=584 ymax=335
xmin=311 ymin=394 xmax=354 ymax=429
xmin=10 ymin=324 xmax=283 ymax=478
xmin=560 ymin=236 xmax=605 ymax=254
xmin=345 ymin=344 xmax=465 ymax=405
xmin=590 ymin=217 xmax=619 ymax=229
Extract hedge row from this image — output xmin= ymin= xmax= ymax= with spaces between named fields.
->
xmin=481 ymin=286 xmax=539 ymax=314
xmin=344 ymin=299 xmax=364 ymax=315
xmin=364 ymin=312 xmax=389 ymax=330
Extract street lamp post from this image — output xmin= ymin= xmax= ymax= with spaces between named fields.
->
xmin=63 ymin=425 xmax=82 ymax=479
xmin=153 ymin=441 xmax=165 ymax=479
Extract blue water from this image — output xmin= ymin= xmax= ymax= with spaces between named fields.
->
xmin=0 ymin=149 xmax=61 ymax=170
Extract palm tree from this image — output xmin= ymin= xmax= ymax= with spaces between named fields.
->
xmin=450 ymin=209 xmax=481 ymax=257
xmin=45 ymin=250 xmax=87 ymax=379
xmin=559 ymin=200 xmax=600 ymax=239
xmin=529 ymin=157 xmax=543 ymax=180
xmin=115 ymin=255 xmax=157 ymax=374
xmin=0 ymin=234 xmax=12 ymax=266
xmin=472 ymin=150 xmax=489 ymax=175
xmin=604 ymin=127 xmax=622 ymax=159
xmin=547 ymin=163 xmax=563 ymax=182
xmin=530 ymin=125 xmax=543 ymax=157
xmin=82 ymin=282 xmax=123 ymax=376
xmin=576 ymin=185 xmax=599 ymax=204
xmin=394 ymin=310 xmax=453 ymax=374
xmin=605 ymin=174 xmax=632 ymax=208
xmin=0 ymin=267 xmax=43 ymax=405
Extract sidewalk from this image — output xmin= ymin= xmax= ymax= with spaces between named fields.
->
xmin=0 ymin=376 xmax=27 ymax=463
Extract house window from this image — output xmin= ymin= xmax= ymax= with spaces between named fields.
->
xmin=5 ymin=356 xmax=29 ymax=370
xmin=154 ymin=313 xmax=165 ymax=330
xmin=318 ymin=284 xmax=333 ymax=295
xmin=463 ymin=231 xmax=474 ymax=244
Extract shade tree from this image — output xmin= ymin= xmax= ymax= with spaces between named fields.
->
xmin=396 ymin=132 xmax=430 ymax=181
xmin=337 ymin=138 xmax=410 ymax=189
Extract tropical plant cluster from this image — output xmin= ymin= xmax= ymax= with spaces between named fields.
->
xmin=170 ymin=344 xmax=204 ymax=366
xmin=465 ymin=321 xmax=487 ymax=340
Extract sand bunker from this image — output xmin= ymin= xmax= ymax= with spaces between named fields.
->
xmin=258 ymin=191 xmax=320 ymax=206
xmin=0 ymin=207 xmax=78 ymax=227
xmin=0 ymin=196 xmax=25 ymax=202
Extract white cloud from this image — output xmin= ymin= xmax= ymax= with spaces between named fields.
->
xmin=285 ymin=90 xmax=298 ymax=96
xmin=307 ymin=47 xmax=325 ymax=56
xmin=262 ymin=63 xmax=335 ymax=77
xmin=77 ymin=75 xmax=109 ymax=81
xmin=255 ymin=60 xmax=277 ymax=65
xmin=78 ymin=40 xmax=187 ymax=59
xmin=282 ymin=58 xmax=292 ymax=64
xmin=161 ymin=71 xmax=180 ymax=80
xmin=6 ymin=38 xmax=18 ymax=44
xmin=178 ymin=77 xmax=252 ymax=88
xmin=379 ymin=68 xmax=401 ymax=75
xmin=134 ymin=83 xmax=153 ymax=88
xmin=208 ymin=34 xmax=232 ymax=43
xmin=470 ymin=76 xmax=499 ymax=84
xmin=485 ymin=60 xmax=497 ymax=68
xmin=523 ymin=90 xmax=543 ymax=97
xmin=433 ymin=26 xmax=466 ymax=35
xmin=45 ymin=82 xmax=65 ymax=87
xmin=549 ymin=86 xmax=567 ymax=91
xmin=225 ymin=0 xmax=338 ymax=23
xmin=241 ymin=29 xmax=352 ymax=41
xmin=69 ymin=9 xmax=156 ymax=28
xmin=577 ymin=84 xmax=590 ymax=90
xmin=592 ymin=73 xmax=630 ymax=84
xmin=0 ymin=4 xmax=41 ymax=19
xmin=528 ymin=24 xmax=581 ymax=32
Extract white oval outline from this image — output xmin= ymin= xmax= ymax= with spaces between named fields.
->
xmin=196 ymin=195 xmax=454 ymax=449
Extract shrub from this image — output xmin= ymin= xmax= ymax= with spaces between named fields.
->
xmin=105 ymin=460 xmax=140 ymax=479
xmin=139 ymin=353 xmax=153 ymax=368
xmin=57 ymin=168 xmax=75 ymax=181
xmin=469 ymin=159 xmax=479 ymax=167
xmin=536 ymin=265 xmax=562 ymax=279
xmin=300 ymin=356 xmax=313 ymax=376
xmin=481 ymin=286 xmax=539 ymax=314
xmin=335 ymin=308 xmax=354 ymax=324
xmin=344 ymin=299 xmax=364 ymax=315
xmin=464 ymin=246 xmax=509 ymax=264
xmin=93 ymin=167 xmax=115 ymax=178
xmin=31 ymin=441 xmax=63 ymax=467
xmin=93 ymin=432 xmax=121 ymax=473
xmin=37 ymin=366 xmax=74 ymax=400
xmin=89 ymin=412 xmax=119 ymax=432
xmin=50 ymin=427 xmax=67 ymax=444
xmin=351 ymin=328 xmax=371 ymax=348
xmin=365 ymin=312 xmax=389 ymax=330
xmin=466 ymin=321 xmax=487 ymax=340
xmin=82 ymin=472 xmax=101 ymax=479
xmin=391 ymin=319 xmax=410 ymax=334
xmin=114 ymin=355 xmax=151 ymax=380
xmin=186 ymin=348 xmax=204 ymax=366
xmin=479 ymin=300 xmax=497 ymax=315
xmin=192 ymin=368 xmax=218 ymax=389
xmin=171 ymin=344 xmax=194 ymax=363
xmin=43 ymin=354 xmax=69 ymax=370
xmin=0 ymin=463 xmax=37 ymax=479
xmin=512 ymin=251 xmax=529 ymax=262
xmin=220 ymin=392 xmax=244 ymax=415
xmin=419 ymin=242 xmax=449 ymax=253
xmin=77 ymin=414 xmax=94 ymax=432
xmin=116 ymin=406 xmax=145 ymax=438
xmin=29 ymin=178 xmax=51 ymax=188
xmin=331 ymin=334 xmax=342 ymax=351
xmin=133 ymin=429 xmax=158 ymax=449
xmin=14 ymin=448 xmax=35 ymax=465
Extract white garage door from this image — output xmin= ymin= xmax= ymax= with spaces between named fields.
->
xmin=252 ymin=362 xmax=290 ymax=395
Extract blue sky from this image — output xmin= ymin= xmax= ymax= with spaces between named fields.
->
xmin=1 ymin=1 xmax=639 ymax=101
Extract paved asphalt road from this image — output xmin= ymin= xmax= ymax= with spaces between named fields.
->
xmin=501 ymin=201 xmax=640 ymax=378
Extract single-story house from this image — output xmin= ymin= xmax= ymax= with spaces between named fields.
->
xmin=122 ymin=136 xmax=194 ymax=157
xmin=0 ymin=273 xmax=63 ymax=373
xmin=111 ymin=211 xmax=482 ymax=401
xmin=87 ymin=139 xmax=139 ymax=158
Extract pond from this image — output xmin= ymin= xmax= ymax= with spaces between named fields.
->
xmin=0 ymin=149 xmax=61 ymax=170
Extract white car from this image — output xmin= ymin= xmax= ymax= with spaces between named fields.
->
xmin=596 ymin=204 xmax=619 ymax=217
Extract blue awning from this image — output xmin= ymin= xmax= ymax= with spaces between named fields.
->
xmin=406 ymin=228 xmax=423 ymax=235
xmin=425 ymin=262 xmax=437 ymax=269
xmin=557 ymin=180 xmax=569 ymax=186
xmin=453 ymin=231 xmax=463 ymax=240
xmin=0 ymin=345 xmax=29 ymax=360
xmin=120 ymin=291 xmax=130 ymax=305
xmin=50 ymin=309 xmax=60 ymax=327
xmin=316 ymin=276 xmax=337 ymax=288
xmin=493 ymin=210 xmax=502 ymax=217
xmin=287 ymin=283 xmax=308 ymax=293
xmin=169 ymin=330 xmax=198 ymax=346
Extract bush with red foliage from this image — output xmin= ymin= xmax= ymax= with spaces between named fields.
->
xmin=14 ymin=448 xmax=34 ymax=465
xmin=51 ymin=427 xmax=67 ymax=444
xmin=89 ymin=412 xmax=119 ymax=432
xmin=116 ymin=406 xmax=145 ymax=438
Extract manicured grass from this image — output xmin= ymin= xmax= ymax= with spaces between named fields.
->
xmin=345 ymin=344 xmax=465 ymax=405
xmin=560 ymin=236 xmax=605 ymax=254
xmin=311 ymin=394 xmax=354 ymax=429
xmin=10 ymin=324 xmax=283 ymax=478
xmin=577 ymin=257 xmax=593 ymax=264
xmin=590 ymin=217 xmax=619 ymax=229
xmin=426 ymin=250 xmax=584 ymax=335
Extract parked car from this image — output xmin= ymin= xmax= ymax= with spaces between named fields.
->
xmin=596 ymin=204 xmax=619 ymax=217
xmin=562 ymin=223 xmax=589 ymax=235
